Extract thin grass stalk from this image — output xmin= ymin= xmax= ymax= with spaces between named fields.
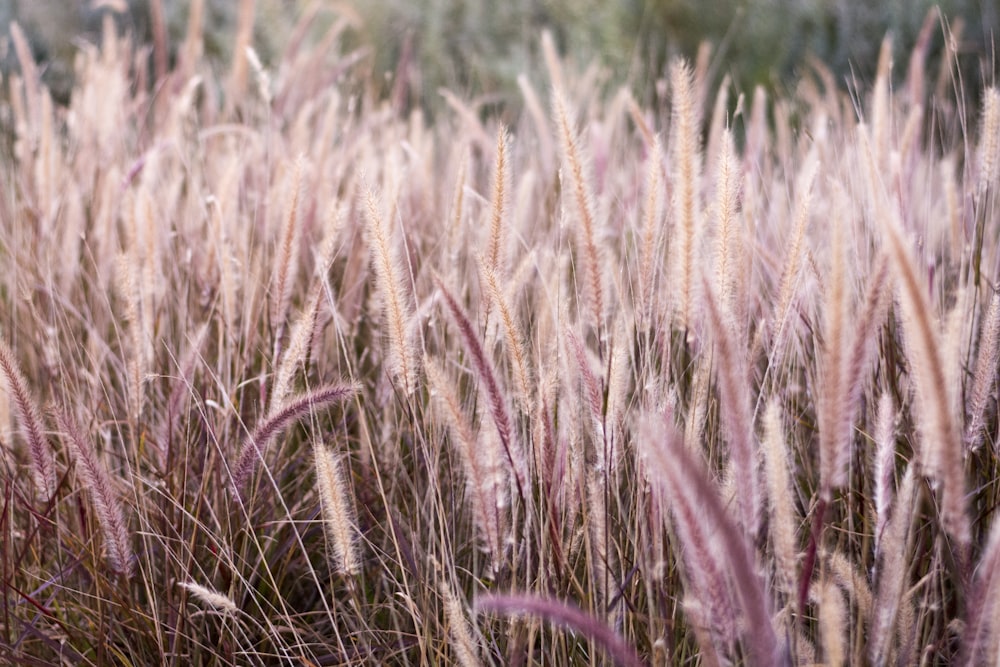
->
xmin=179 ymin=0 xmax=205 ymax=76
xmin=485 ymin=124 xmax=510 ymax=280
xmin=56 ymin=410 xmax=133 ymax=577
xmin=586 ymin=473 xmax=613 ymax=622
xmin=226 ymin=0 xmax=256 ymax=108
xmin=178 ymin=580 xmax=240 ymax=616
xmin=819 ymin=580 xmax=847 ymax=667
xmin=762 ymin=399 xmax=798 ymax=595
xmin=0 ymin=337 xmax=56 ymax=497
xmin=446 ymin=150 xmax=468 ymax=262
xmin=434 ymin=276 xmax=528 ymax=507
xmin=668 ymin=60 xmax=701 ymax=333
xmin=566 ymin=328 xmax=605 ymax=466
xmin=638 ymin=133 xmax=664 ymax=330
xmin=540 ymin=30 xmax=565 ymax=99
xmin=156 ymin=322 xmax=209 ymax=470
xmin=479 ymin=260 xmax=533 ymax=412
xmin=819 ymin=209 xmax=850 ymax=497
xmin=148 ymin=0 xmax=168 ymax=83
xmin=977 ymin=88 xmax=1000 ymax=195
xmin=440 ymin=579 xmax=482 ymax=667
xmin=870 ymin=466 xmax=917 ymax=664
xmin=476 ymin=593 xmax=644 ymax=667
xmin=768 ymin=152 xmax=817 ymax=355
xmin=270 ymin=157 xmax=304 ymax=366
xmin=705 ymin=76 xmax=730 ymax=175
xmin=884 ymin=218 xmax=970 ymax=549
xmin=604 ymin=315 xmax=629 ymax=469
xmin=313 ymin=442 xmax=359 ymax=576
xmin=713 ymin=128 xmax=742 ymax=314
xmin=639 ymin=414 xmax=783 ymax=665
xmin=553 ymin=91 xmax=605 ymax=342
xmin=9 ymin=22 xmax=40 ymax=144
xmin=666 ymin=460 xmax=740 ymax=652
xmin=873 ymin=392 xmax=897 ymax=562
xmin=870 ymin=37 xmax=892 ymax=170
xmin=842 ymin=253 xmax=890 ymax=413
xmin=272 ymin=280 xmax=324 ymax=415
xmin=961 ymin=510 xmax=1000 ymax=665
xmin=701 ymin=277 xmax=759 ymax=538
xmin=425 ymin=357 xmax=507 ymax=573
xmin=135 ymin=192 xmax=158 ymax=386
xmin=966 ymin=291 xmax=1000 ymax=451
xmin=232 ymin=383 xmax=358 ymax=498
xmin=364 ymin=185 xmax=418 ymax=396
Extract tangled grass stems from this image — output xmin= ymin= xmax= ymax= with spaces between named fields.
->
xmin=4 ymin=7 xmax=1000 ymax=665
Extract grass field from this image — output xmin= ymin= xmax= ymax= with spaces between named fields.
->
xmin=2 ymin=3 xmax=1000 ymax=665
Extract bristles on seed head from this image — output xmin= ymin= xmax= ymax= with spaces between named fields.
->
xmin=978 ymin=88 xmax=1000 ymax=194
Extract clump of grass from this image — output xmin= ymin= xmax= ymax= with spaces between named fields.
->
xmin=6 ymin=6 xmax=1000 ymax=666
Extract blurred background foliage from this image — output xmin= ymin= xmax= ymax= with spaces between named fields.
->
xmin=1 ymin=0 xmax=998 ymax=110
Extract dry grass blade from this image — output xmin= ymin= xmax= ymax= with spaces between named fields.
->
xmin=476 ymin=593 xmax=644 ymax=667
xmin=232 ymin=383 xmax=358 ymax=498
xmin=156 ymin=321 xmax=209 ymax=469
